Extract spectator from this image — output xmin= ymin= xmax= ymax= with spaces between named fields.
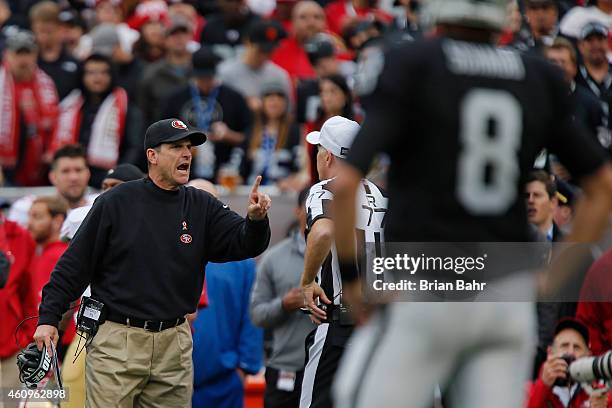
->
xmin=249 ymin=187 xmax=314 ymax=408
xmin=138 ymin=16 xmax=194 ymax=125
xmin=199 ymin=0 xmax=261 ymax=58
xmin=8 ymin=145 xmax=95 ymax=227
xmin=526 ymin=171 xmax=562 ymax=242
xmin=58 ymin=9 xmax=87 ymax=58
xmin=388 ymin=0 xmax=421 ymax=39
xmin=0 ymin=213 xmax=36 ymax=407
xmin=526 ymin=318 xmax=610 ymax=408
xmin=545 ymin=38 xmax=608 ymax=154
xmin=168 ymin=0 xmax=205 ymax=42
xmin=29 ymin=1 xmax=80 ymax=100
xmin=560 ymin=0 xmax=612 ymax=40
xmin=577 ymin=249 xmax=612 ymax=356
xmin=0 ymin=30 xmax=59 ymax=186
xmin=88 ymin=23 xmax=146 ymax=102
xmin=132 ymin=17 xmax=166 ymax=63
xmin=270 ymin=0 xmax=298 ymax=33
xmin=187 ymin=180 xmax=263 ymax=408
xmin=511 ymin=0 xmax=559 ymax=54
xmin=271 ymin=1 xmax=326 ymax=82
xmin=324 ymin=0 xmax=392 ymax=37
xmin=297 ymin=33 xmax=354 ymax=125
xmin=126 ymin=0 xmax=169 ymax=32
xmin=74 ymin=0 xmax=139 ymax=58
xmin=305 ymin=74 xmax=355 ymax=182
xmin=576 ymin=22 xmax=612 ymax=138
xmin=50 ymin=54 xmax=144 ymax=187
xmin=161 ymin=47 xmax=252 ymax=181
xmin=217 ymin=19 xmax=291 ymax=112
xmin=239 ymin=80 xmax=304 ymax=189
xmin=27 ymin=195 xmax=68 ymax=308
xmin=342 ymin=18 xmax=384 ymax=53
xmin=26 ymin=196 xmax=74 ymax=360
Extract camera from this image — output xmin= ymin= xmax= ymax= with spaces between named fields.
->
xmin=570 ymin=351 xmax=612 ymax=383
xmin=554 ymin=354 xmax=576 ymax=387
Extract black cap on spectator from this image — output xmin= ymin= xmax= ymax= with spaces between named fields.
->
xmin=556 ymin=179 xmax=577 ymax=207
xmin=104 ymin=164 xmax=144 ymax=182
xmin=59 ymin=9 xmax=85 ymax=29
xmin=246 ymin=20 xmax=287 ymax=52
xmin=166 ymin=15 xmax=193 ymax=36
xmin=580 ymin=21 xmax=609 ymax=41
xmin=304 ymin=33 xmax=335 ymax=65
xmin=144 ymin=118 xmax=207 ymax=150
xmin=6 ymin=30 xmax=37 ymax=52
xmin=554 ymin=318 xmax=590 ymax=346
xmin=192 ymin=47 xmax=221 ymax=77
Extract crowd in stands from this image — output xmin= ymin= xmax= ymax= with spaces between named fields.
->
xmin=3 ymin=0 xmax=612 ymax=406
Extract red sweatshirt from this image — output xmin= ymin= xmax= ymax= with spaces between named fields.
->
xmin=29 ymin=241 xmax=76 ymax=346
xmin=0 ymin=219 xmax=36 ymax=357
xmin=577 ymin=250 xmax=612 ymax=356
xmin=525 ymin=378 xmax=603 ymax=408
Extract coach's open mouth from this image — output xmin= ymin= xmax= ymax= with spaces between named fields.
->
xmin=177 ymin=163 xmax=190 ymax=174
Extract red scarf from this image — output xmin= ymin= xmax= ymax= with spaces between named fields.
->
xmin=50 ymin=87 xmax=128 ymax=170
xmin=0 ymin=63 xmax=58 ymax=185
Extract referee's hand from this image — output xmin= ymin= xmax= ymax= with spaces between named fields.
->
xmin=247 ymin=176 xmax=272 ymax=221
xmin=302 ymin=282 xmax=331 ymax=324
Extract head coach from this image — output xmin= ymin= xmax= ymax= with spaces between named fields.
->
xmin=33 ymin=118 xmax=272 ymax=407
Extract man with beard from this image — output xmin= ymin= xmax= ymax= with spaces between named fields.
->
xmin=576 ymin=22 xmax=612 ymax=143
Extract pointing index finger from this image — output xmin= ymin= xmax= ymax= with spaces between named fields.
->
xmin=251 ymin=175 xmax=262 ymax=195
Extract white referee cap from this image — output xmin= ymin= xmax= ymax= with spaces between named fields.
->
xmin=306 ymin=116 xmax=359 ymax=159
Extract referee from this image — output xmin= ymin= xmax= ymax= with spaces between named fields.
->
xmin=33 ymin=118 xmax=272 ymax=407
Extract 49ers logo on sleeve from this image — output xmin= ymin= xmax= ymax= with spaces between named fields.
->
xmin=171 ymin=120 xmax=188 ymax=130
xmin=180 ymin=234 xmax=192 ymax=244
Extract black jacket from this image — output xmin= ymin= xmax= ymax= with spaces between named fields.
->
xmin=38 ymin=178 xmax=271 ymax=327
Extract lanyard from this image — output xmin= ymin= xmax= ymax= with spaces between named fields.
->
xmin=190 ymin=83 xmax=220 ymax=131
xmin=580 ymin=66 xmax=612 ymax=126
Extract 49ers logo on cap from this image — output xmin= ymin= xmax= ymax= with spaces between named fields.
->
xmin=171 ymin=120 xmax=187 ymax=130
xmin=180 ymin=234 xmax=192 ymax=244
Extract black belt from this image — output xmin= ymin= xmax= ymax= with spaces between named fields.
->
xmin=106 ymin=311 xmax=186 ymax=332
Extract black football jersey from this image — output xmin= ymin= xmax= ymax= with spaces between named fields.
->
xmin=348 ymin=37 xmax=607 ymax=242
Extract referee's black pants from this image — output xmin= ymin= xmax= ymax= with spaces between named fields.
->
xmin=299 ymin=322 xmax=354 ymax=408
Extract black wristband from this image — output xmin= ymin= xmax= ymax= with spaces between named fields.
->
xmin=339 ymin=259 xmax=359 ymax=283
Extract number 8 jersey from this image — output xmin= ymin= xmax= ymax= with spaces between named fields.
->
xmin=306 ymin=178 xmax=387 ymax=304
xmin=349 ymin=38 xmax=608 ymax=242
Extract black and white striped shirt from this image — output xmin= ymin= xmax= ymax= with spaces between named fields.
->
xmin=305 ymin=178 xmax=387 ymax=305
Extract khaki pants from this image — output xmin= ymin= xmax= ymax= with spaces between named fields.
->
xmin=85 ymin=321 xmax=193 ymax=408
xmin=61 ymin=336 xmax=86 ymax=408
